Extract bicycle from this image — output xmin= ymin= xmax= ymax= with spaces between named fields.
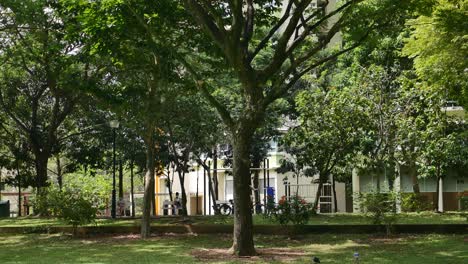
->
xmin=213 ymin=200 xmax=234 ymax=215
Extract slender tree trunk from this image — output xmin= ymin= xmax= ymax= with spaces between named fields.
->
xmin=373 ymin=163 xmax=381 ymax=193
xmin=332 ymin=175 xmax=338 ymax=213
xmin=141 ymin=126 xmax=156 ymax=239
xmin=206 ymin=168 xmax=219 ymax=214
xmin=179 ymin=173 xmax=188 ymax=216
xmin=435 ymin=173 xmax=440 ymax=212
xmin=213 ymin=147 xmax=219 ymax=200
xmin=167 ymin=169 xmax=174 ymax=202
xmin=118 ymin=160 xmax=124 ymax=200
xmin=409 ymin=162 xmax=420 ymax=193
xmin=56 ymin=155 xmax=62 ymax=191
xmin=436 ymin=165 xmax=443 ymax=212
xmin=195 ymin=160 xmax=219 ymax=214
xmin=130 ymin=161 xmax=135 ymax=217
xmin=252 ymin=159 xmax=261 ymax=210
xmin=16 ymin=162 xmax=21 ymax=217
xmin=151 ymin=176 xmax=156 ymax=216
xmin=0 ymin=167 xmax=2 ymax=201
xmin=313 ymin=180 xmax=324 ymax=212
xmin=230 ymin=132 xmax=256 ymax=256
xmin=175 ymin=167 xmax=189 ymax=215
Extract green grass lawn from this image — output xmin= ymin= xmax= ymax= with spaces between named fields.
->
xmin=0 ymin=233 xmax=466 ymax=263
xmin=0 ymin=212 xmax=466 ymax=228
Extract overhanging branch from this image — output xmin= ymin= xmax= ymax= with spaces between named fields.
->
xmin=264 ymin=31 xmax=370 ymax=106
xmin=178 ymin=56 xmax=236 ymax=129
xmin=248 ymin=0 xmax=294 ymax=62
xmin=183 ymin=0 xmax=228 ymax=51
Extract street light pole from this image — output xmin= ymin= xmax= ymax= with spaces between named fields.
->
xmin=110 ymin=120 xmax=119 ymax=219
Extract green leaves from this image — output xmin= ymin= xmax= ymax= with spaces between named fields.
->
xmin=283 ymin=87 xmax=369 ymax=177
xmin=403 ymin=0 xmax=468 ymax=108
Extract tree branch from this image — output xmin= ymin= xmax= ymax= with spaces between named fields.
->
xmin=248 ymin=0 xmax=294 ymax=62
xmin=183 ymin=0 xmax=228 ymax=51
xmin=242 ymin=0 xmax=255 ymax=45
xmin=287 ymin=0 xmax=356 ymax=57
xmin=230 ymin=0 xmax=244 ymax=45
xmin=0 ymin=89 xmax=30 ymax=133
xmin=264 ymin=33 xmax=369 ymax=106
xmin=177 ymin=56 xmax=235 ymax=129
xmin=258 ymin=0 xmax=314 ymax=81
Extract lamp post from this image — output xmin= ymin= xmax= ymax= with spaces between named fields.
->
xmin=109 ymin=120 xmax=119 ymax=219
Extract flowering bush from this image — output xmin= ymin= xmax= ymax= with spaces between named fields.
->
xmin=272 ymin=195 xmax=314 ymax=226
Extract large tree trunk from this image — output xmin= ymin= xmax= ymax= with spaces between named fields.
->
xmin=34 ymin=154 xmax=49 ymax=190
xmin=34 ymin=153 xmax=50 ymax=209
xmin=141 ymin=127 xmax=156 ymax=239
xmin=230 ymin=132 xmax=256 ymax=256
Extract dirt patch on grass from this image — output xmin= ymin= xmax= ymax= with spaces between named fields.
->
xmin=353 ymin=234 xmax=416 ymax=245
xmin=192 ymin=247 xmax=308 ymax=263
xmin=367 ymin=237 xmax=406 ymax=244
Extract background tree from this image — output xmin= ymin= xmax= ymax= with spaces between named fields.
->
xmin=65 ymin=0 xmax=189 ymax=237
xmin=417 ymin=93 xmax=468 ymax=211
xmin=0 ymin=1 xmax=96 ymax=196
xmin=181 ymin=0 xmax=415 ymax=255
xmin=282 ymin=87 xmax=368 ymax=212
xmin=403 ymin=0 xmax=468 ymax=108
xmin=163 ymin=90 xmax=220 ymax=216
xmin=393 ymin=79 xmax=435 ymax=194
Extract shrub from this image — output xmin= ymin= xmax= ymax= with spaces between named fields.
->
xmin=62 ymin=173 xmax=112 ymax=211
xmin=272 ymin=195 xmax=314 ymax=226
xmin=401 ymin=193 xmax=433 ymax=212
xmin=32 ymin=187 xmax=63 ymax=216
xmin=360 ymin=191 xmax=398 ymax=235
xmin=59 ymin=192 xmax=97 ymax=231
xmin=32 ymin=187 xmax=97 ymax=235
xmin=460 ymin=196 xmax=468 ymax=211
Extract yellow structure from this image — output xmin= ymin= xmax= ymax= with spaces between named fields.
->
xmin=154 ymin=174 xmax=160 ymax=215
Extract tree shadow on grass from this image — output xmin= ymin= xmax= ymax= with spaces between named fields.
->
xmin=0 ymin=233 xmax=466 ymax=264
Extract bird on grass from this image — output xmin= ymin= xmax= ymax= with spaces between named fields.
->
xmin=312 ymin=256 xmax=321 ymax=263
